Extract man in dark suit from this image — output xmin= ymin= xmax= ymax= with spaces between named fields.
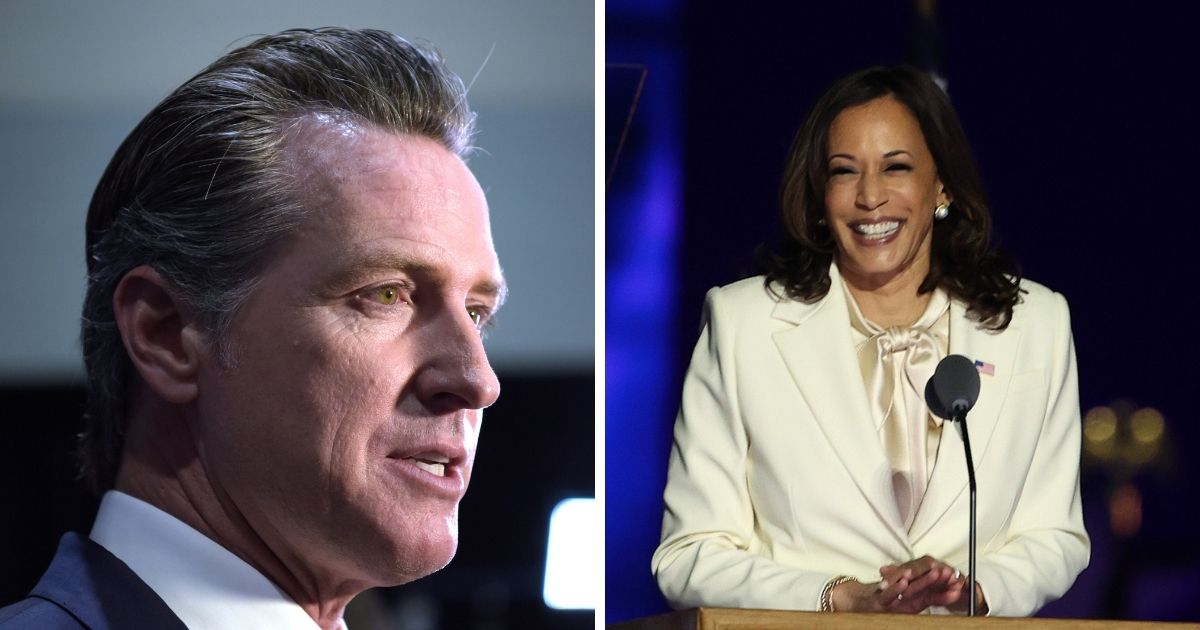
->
xmin=0 ymin=27 xmax=504 ymax=629
xmin=0 ymin=535 xmax=186 ymax=629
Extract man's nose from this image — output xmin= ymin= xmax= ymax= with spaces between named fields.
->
xmin=855 ymin=172 xmax=888 ymax=211
xmin=414 ymin=309 xmax=501 ymax=413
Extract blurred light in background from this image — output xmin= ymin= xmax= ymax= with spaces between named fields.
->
xmin=604 ymin=12 xmax=684 ymax=619
xmin=1083 ymin=402 xmax=1169 ymax=475
xmin=542 ymin=498 xmax=597 ymax=610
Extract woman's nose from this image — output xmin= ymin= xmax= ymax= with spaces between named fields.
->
xmin=855 ymin=173 xmax=888 ymax=211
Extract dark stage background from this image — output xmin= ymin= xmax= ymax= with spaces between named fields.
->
xmin=0 ymin=372 xmax=593 ymax=629
xmin=607 ymin=1 xmax=1200 ymax=624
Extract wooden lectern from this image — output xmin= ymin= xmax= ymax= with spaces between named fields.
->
xmin=609 ymin=608 xmax=1199 ymax=629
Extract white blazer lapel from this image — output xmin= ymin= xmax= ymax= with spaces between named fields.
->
xmin=910 ymin=297 xmax=1022 ymax=543
xmin=769 ymin=269 xmax=910 ymax=547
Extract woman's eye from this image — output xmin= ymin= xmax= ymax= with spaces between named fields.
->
xmin=885 ymin=163 xmax=912 ymax=172
xmin=829 ymin=166 xmax=854 ymax=176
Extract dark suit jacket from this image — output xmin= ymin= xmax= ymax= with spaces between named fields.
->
xmin=0 ymin=533 xmax=187 ymax=629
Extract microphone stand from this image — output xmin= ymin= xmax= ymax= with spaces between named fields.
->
xmin=927 ymin=354 xmax=983 ymax=616
xmin=953 ymin=407 xmax=978 ymax=617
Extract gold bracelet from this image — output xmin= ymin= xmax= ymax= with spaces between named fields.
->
xmin=819 ymin=575 xmax=857 ymax=612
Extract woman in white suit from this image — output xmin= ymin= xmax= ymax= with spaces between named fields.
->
xmin=651 ymin=66 xmax=1088 ymax=616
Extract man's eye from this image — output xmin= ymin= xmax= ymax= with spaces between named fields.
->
xmin=468 ymin=307 xmax=485 ymax=327
xmin=370 ymin=286 xmax=401 ymax=305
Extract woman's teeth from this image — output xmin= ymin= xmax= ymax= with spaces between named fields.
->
xmin=853 ymin=221 xmax=900 ymax=239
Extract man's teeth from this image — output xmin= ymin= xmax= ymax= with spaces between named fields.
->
xmin=853 ymin=221 xmax=900 ymax=239
xmin=412 ymin=459 xmax=446 ymax=477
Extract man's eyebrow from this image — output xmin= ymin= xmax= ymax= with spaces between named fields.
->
xmin=479 ymin=276 xmax=508 ymax=311
xmin=317 ymin=250 xmax=507 ymax=306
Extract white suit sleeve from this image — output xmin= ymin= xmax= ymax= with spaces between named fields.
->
xmin=974 ymin=291 xmax=1091 ymax=616
xmin=651 ymin=288 xmax=837 ymax=610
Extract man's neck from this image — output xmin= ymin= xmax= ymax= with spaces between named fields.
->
xmin=114 ymin=394 xmax=361 ymax=630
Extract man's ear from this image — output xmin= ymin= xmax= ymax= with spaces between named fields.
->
xmin=113 ymin=265 xmax=204 ymax=404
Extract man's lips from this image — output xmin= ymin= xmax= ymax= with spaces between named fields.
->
xmin=386 ymin=443 xmax=469 ymax=498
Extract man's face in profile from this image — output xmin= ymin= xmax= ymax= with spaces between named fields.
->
xmin=189 ymin=118 xmax=503 ymax=586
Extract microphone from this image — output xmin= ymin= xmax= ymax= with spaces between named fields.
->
xmin=925 ymin=354 xmax=980 ymax=418
xmin=925 ymin=354 xmax=981 ymax=616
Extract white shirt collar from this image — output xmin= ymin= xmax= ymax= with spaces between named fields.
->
xmin=90 ymin=490 xmax=344 ymax=630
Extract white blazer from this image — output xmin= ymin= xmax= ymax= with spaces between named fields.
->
xmin=651 ymin=265 xmax=1089 ymax=616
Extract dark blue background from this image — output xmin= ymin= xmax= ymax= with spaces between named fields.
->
xmin=607 ymin=1 xmax=1200 ymax=623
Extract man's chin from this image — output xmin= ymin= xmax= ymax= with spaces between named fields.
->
xmin=373 ymin=521 xmax=459 ymax=586
xmin=379 ymin=548 xmax=457 ymax=586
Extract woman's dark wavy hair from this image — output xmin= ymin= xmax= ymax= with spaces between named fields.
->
xmin=760 ymin=65 xmax=1021 ymax=330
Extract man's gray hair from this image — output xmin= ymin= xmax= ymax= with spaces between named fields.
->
xmin=80 ymin=27 xmax=476 ymax=493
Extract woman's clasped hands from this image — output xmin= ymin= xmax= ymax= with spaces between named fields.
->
xmin=832 ymin=555 xmax=985 ymax=614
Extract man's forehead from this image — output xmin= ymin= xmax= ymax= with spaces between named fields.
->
xmin=282 ymin=112 xmax=472 ymax=184
xmin=285 ymin=114 xmax=399 ymax=184
xmin=281 ymin=113 xmax=486 ymax=221
xmin=274 ymin=114 xmax=501 ymax=299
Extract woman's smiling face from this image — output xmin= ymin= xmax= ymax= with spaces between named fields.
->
xmin=823 ymin=96 xmax=949 ymax=290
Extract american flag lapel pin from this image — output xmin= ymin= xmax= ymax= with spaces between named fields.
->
xmin=974 ymin=360 xmax=995 ymax=376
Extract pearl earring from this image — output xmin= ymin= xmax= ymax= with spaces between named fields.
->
xmin=934 ymin=203 xmax=950 ymax=220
